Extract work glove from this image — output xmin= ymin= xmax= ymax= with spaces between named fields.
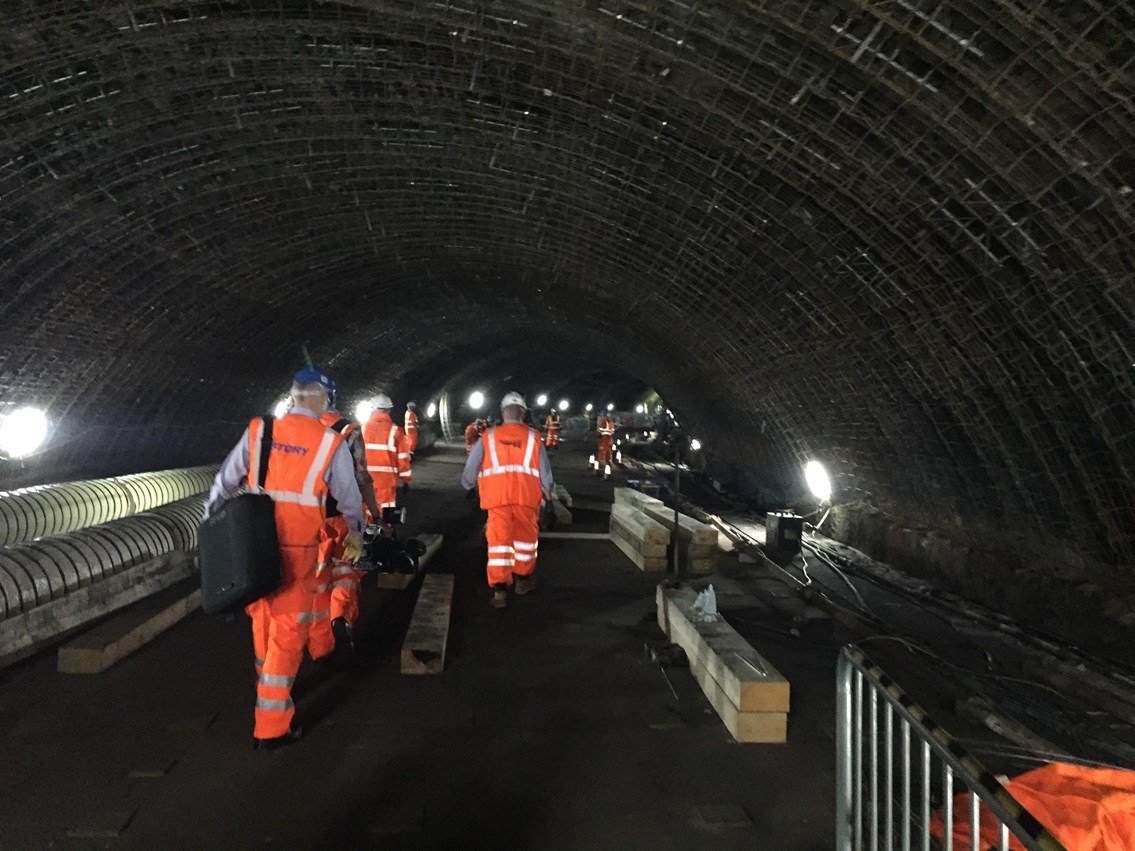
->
xmin=343 ymin=534 xmax=364 ymax=563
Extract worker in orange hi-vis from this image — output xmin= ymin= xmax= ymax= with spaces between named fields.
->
xmin=202 ymin=366 xmax=364 ymax=751
xmin=465 ymin=418 xmax=487 ymax=455
xmin=461 ymin=392 xmax=555 ymax=610
xmin=403 ymin=401 xmax=419 ymax=454
xmin=308 ymin=393 xmax=383 ymax=664
xmin=362 ymin=394 xmax=412 ymax=511
xmin=592 ymin=411 xmax=617 ymax=479
xmin=543 ymin=409 xmax=562 ymax=450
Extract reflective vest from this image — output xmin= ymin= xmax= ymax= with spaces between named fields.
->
xmin=478 ymin=424 xmax=543 ymax=509
xmin=404 ymin=409 xmax=418 ymax=435
xmin=247 ymin=414 xmax=343 ymax=547
xmin=545 ymin=414 xmax=561 ymax=432
xmin=598 ymin=415 xmax=616 ymax=436
xmin=363 ymin=412 xmax=411 ymax=484
xmin=319 ymin=412 xmax=362 ymax=518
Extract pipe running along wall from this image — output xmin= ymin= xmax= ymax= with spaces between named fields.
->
xmin=0 ymin=467 xmax=218 ymax=620
xmin=0 ymin=466 xmax=217 ymax=548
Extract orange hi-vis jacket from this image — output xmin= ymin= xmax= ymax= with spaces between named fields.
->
xmin=545 ymin=413 xmax=561 ymax=433
xmin=247 ymin=413 xmax=343 ymax=547
xmin=363 ymin=411 xmax=412 ymax=485
xmin=598 ymin=414 xmax=616 ymax=436
xmin=477 ymin=424 xmax=543 ymax=509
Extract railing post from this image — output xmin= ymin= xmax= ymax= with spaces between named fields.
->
xmin=836 ymin=649 xmax=855 ymax=851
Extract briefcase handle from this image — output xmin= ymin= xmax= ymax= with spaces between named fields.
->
xmin=250 ymin=415 xmax=275 ymax=492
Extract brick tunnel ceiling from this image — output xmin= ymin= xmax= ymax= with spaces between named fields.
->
xmin=1 ymin=1 xmax=1133 ymax=566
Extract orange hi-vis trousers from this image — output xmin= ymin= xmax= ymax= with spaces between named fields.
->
xmin=545 ymin=429 xmax=560 ymax=447
xmin=307 ymin=517 xmax=360 ymax=659
xmin=373 ymin=476 xmax=398 ymax=510
xmin=248 ymin=544 xmax=321 ymax=740
xmin=597 ymin=434 xmax=614 ymax=463
xmin=485 ymin=504 xmax=540 ymax=587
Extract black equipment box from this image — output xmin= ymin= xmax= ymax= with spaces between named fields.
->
xmin=765 ymin=511 xmax=804 ymax=564
xmin=198 ymin=493 xmax=282 ymax=614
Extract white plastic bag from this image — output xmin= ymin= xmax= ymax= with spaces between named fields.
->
xmin=690 ymin=584 xmax=721 ymax=623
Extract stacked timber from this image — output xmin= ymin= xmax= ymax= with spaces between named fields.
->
xmin=614 ymin=487 xmax=717 ymax=574
xmin=608 ymin=504 xmax=670 ymax=572
xmin=657 ymin=586 xmax=789 ymax=743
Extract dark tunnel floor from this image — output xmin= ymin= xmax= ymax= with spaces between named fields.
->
xmin=0 ymin=441 xmax=838 ymax=851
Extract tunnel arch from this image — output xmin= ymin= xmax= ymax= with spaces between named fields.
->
xmin=1 ymin=1 xmax=1132 ymax=585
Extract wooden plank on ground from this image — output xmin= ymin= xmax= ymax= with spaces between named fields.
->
xmin=613 ymin=487 xmax=664 ymax=512
xmin=610 ymin=504 xmax=669 ymax=544
xmin=657 ymin=586 xmax=789 ymax=742
xmin=661 ymin=590 xmax=790 ymax=712
xmin=58 ymin=578 xmax=201 ymax=674
xmin=643 ymin=506 xmax=718 ymax=546
xmin=0 ymin=552 xmax=196 ymax=669
xmin=609 ymin=518 xmax=668 ymax=559
xmin=688 ymin=658 xmax=787 ymax=743
xmin=401 ymin=573 xmax=454 ymax=675
xmin=611 ymin=535 xmax=667 ymax=572
xmin=377 ymin=533 xmax=443 ymax=590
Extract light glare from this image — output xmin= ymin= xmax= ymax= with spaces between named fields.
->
xmin=536 ymin=393 xmax=548 ymax=406
xmin=606 ymin=403 xmax=615 ymax=411
xmin=0 ymin=406 xmax=48 ymax=459
xmin=635 ymin=403 xmax=645 ymax=413
xmin=273 ymin=399 xmax=290 ymax=418
xmin=558 ymin=399 xmax=569 ymax=411
xmin=426 ymin=401 xmax=437 ymax=418
xmin=585 ymin=403 xmax=593 ymax=412
xmin=469 ymin=391 xmax=485 ymax=409
xmin=355 ymin=400 xmax=374 ymax=422
xmin=690 ymin=438 xmax=702 ymax=451
xmin=805 ymin=460 xmax=832 ymax=501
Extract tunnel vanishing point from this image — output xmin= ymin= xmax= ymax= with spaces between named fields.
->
xmin=1 ymin=1 xmax=1133 ymax=647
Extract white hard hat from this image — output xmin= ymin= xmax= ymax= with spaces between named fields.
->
xmin=373 ymin=393 xmax=393 ymax=409
xmin=500 ymin=391 xmax=527 ymax=410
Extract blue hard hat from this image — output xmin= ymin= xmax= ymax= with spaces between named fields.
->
xmin=293 ymin=366 xmax=336 ymax=392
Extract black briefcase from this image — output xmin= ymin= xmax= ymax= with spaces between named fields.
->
xmin=199 ymin=493 xmax=282 ymax=614
xmin=198 ymin=416 xmax=283 ymax=614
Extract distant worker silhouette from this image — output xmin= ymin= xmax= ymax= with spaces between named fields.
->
xmin=461 ymin=392 xmax=555 ymax=609
xmin=544 ymin=409 xmax=562 ymax=450
xmin=361 ymin=393 xmax=412 ymax=510
xmin=592 ymin=411 xmax=617 ymax=479
xmin=403 ymin=401 xmax=419 ymax=455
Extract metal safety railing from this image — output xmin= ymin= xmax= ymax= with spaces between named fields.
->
xmin=836 ymin=646 xmax=1067 ymax=851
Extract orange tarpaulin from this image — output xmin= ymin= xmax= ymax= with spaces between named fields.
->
xmin=930 ymin=762 xmax=1135 ymax=850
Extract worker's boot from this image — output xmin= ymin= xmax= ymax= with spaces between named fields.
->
xmin=331 ymin=617 xmax=355 ymax=663
xmin=514 ymin=573 xmax=537 ymax=596
xmin=253 ymin=726 xmax=303 ymax=751
xmin=490 ymin=583 xmax=508 ymax=609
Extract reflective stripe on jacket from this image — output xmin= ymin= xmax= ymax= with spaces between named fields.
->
xmin=598 ymin=415 xmax=616 ymax=436
xmin=363 ymin=411 xmax=412 ymax=484
xmin=477 ymin=424 xmax=543 ymax=509
xmin=247 ymin=414 xmax=343 ymax=547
